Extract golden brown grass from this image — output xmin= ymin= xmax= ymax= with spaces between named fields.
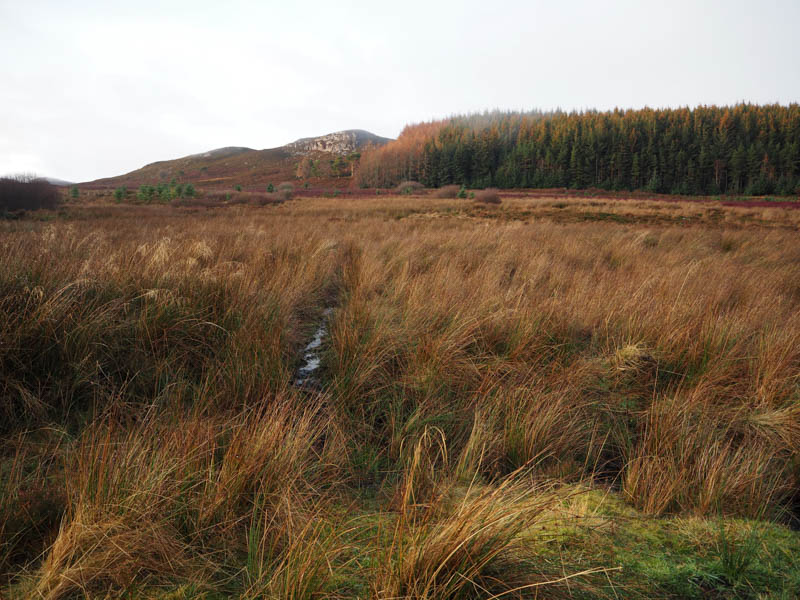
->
xmin=27 ymin=400 xmax=346 ymax=599
xmin=305 ymin=196 xmax=798 ymax=520
xmin=1 ymin=195 xmax=798 ymax=597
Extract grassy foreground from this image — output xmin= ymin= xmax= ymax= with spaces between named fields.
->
xmin=1 ymin=195 xmax=799 ymax=599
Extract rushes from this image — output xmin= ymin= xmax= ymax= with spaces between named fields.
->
xmin=1 ymin=198 xmax=799 ymax=597
xmin=0 ymin=221 xmax=340 ymax=426
xmin=378 ymin=454 xmax=580 ymax=600
xmin=199 ymin=401 xmax=327 ymax=530
xmin=379 ymin=484 xmax=538 ymax=599
xmin=31 ymin=399 xmax=343 ymax=599
xmin=319 ymin=203 xmax=799 ymax=520
xmin=623 ymin=388 xmax=798 ymax=518
xmin=34 ymin=506 xmax=192 ymax=600
xmin=244 ymin=499 xmax=351 ymax=600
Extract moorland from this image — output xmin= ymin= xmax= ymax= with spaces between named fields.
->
xmin=1 ymin=192 xmax=799 ymax=599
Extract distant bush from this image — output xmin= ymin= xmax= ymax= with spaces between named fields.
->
xmin=433 ymin=184 xmax=461 ymax=198
xmin=277 ymin=182 xmax=294 ymax=200
xmin=395 ymin=181 xmax=424 ymax=195
xmin=457 ymin=185 xmax=467 ymax=199
xmin=266 ymin=183 xmax=275 ymax=193
xmin=0 ymin=175 xmax=62 ymax=212
xmin=69 ymin=185 xmax=79 ymax=199
xmin=199 ymin=190 xmax=287 ymax=207
xmin=473 ymin=188 xmax=502 ymax=204
xmin=225 ymin=193 xmax=250 ymax=206
xmin=170 ymin=196 xmax=222 ymax=208
xmin=254 ymin=193 xmax=286 ymax=205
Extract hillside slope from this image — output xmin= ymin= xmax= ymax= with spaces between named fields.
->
xmin=84 ymin=129 xmax=391 ymax=190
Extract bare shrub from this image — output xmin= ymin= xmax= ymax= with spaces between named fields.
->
xmin=275 ymin=183 xmax=294 ymax=201
xmin=170 ymin=197 xmax=224 ymax=208
xmin=181 ymin=191 xmax=286 ymax=207
xmin=225 ymin=193 xmax=251 ymax=206
xmin=395 ymin=181 xmax=425 ymax=195
xmin=199 ymin=191 xmax=234 ymax=204
xmin=473 ymin=188 xmax=502 ymax=204
xmin=252 ymin=192 xmax=287 ymax=205
xmin=224 ymin=192 xmax=284 ymax=206
xmin=432 ymin=184 xmax=461 ymax=198
xmin=0 ymin=175 xmax=62 ymax=212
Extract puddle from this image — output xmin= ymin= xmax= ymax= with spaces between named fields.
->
xmin=294 ymin=308 xmax=333 ymax=388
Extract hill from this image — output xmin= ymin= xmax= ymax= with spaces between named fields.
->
xmin=42 ymin=177 xmax=74 ymax=186
xmin=83 ymin=129 xmax=391 ymax=190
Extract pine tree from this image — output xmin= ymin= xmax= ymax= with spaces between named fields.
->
xmin=354 ymin=105 xmax=800 ymax=195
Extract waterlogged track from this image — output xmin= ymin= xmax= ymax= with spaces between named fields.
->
xmin=294 ymin=308 xmax=333 ymax=389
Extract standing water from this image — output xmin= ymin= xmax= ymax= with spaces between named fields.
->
xmin=294 ymin=308 xmax=333 ymax=388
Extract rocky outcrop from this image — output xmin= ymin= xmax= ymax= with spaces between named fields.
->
xmin=284 ymin=129 xmax=391 ymax=156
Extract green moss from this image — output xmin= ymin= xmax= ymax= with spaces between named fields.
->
xmin=526 ymin=488 xmax=800 ymax=598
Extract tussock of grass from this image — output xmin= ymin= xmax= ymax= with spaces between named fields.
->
xmin=34 ymin=506 xmax=193 ymax=600
xmin=21 ymin=400 xmax=347 ymax=598
xmin=378 ymin=477 xmax=568 ymax=599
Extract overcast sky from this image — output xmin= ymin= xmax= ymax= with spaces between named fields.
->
xmin=1 ymin=0 xmax=798 ymax=182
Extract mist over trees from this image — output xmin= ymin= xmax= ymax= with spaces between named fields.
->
xmin=356 ymin=104 xmax=800 ymax=195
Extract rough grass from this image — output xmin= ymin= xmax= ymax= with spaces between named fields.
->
xmin=1 ymin=196 xmax=798 ymax=598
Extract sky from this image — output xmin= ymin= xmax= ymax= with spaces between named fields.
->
xmin=1 ymin=0 xmax=798 ymax=183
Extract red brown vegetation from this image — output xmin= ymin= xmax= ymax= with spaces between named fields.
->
xmin=356 ymin=121 xmax=446 ymax=188
xmin=394 ymin=180 xmax=425 ymax=195
xmin=1 ymin=196 xmax=799 ymax=597
xmin=0 ymin=175 xmax=62 ymax=212
xmin=432 ymin=184 xmax=461 ymax=198
xmin=473 ymin=188 xmax=502 ymax=204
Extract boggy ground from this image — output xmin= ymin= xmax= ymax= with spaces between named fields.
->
xmin=1 ymin=195 xmax=799 ymax=599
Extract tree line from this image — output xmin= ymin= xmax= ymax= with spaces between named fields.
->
xmin=356 ymin=104 xmax=800 ymax=195
xmin=0 ymin=175 xmax=62 ymax=212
